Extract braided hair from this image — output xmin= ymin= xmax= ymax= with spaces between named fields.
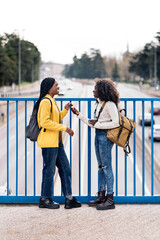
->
xmin=95 ymin=78 xmax=120 ymax=105
xmin=34 ymin=77 xmax=55 ymax=110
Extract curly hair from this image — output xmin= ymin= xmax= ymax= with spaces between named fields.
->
xmin=95 ymin=78 xmax=120 ymax=105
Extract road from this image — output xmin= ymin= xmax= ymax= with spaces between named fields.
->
xmin=0 ymin=81 xmax=160 ymax=197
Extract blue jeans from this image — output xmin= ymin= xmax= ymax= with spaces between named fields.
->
xmin=95 ymin=129 xmax=114 ymax=194
xmin=41 ymin=140 xmax=72 ymax=197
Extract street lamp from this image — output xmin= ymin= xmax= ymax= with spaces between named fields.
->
xmin=153 ymin=42 xmax=157 ymax=88
xmin=15 ymin=30 xmax=21 ymax=95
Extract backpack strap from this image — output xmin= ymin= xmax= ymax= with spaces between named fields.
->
xmin=124 ymin=143 xmax=131 ymax=156
xmin=119 ymin=111 xmax=132 ymax=155
xmin=126 ymin=119 xmax=133 ymax=142
xmin=42 ymin=97 xmax=52 ymax=112
xmin=119 ymin=108 xmax=126 ymax=114
xmin=97 ymin=102 xmax=106 ymax=120
xmin=41 ymin=97 xmax=52 ymax=132
xmin=117 ymin=114 xmax=124 ymax=141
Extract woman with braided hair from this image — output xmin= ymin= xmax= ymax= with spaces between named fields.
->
xmin=37 ymin=77 xmax=81 ymax=209
xmin=72 ymin=78 xmax=120 ymax=210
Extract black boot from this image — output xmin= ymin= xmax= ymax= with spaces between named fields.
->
xmin=64 ymin=197 xmax=81 ymax=209
xmin=88 ymin=190 xmax=105 ymax=207
xmin=39 ymin=197 xmax=60 ymax=209
xmin=96 ymin=193 xmax=115 ymax=210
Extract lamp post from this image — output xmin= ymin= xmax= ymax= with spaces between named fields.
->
xmin=15 ymin=29 xmax=24 ymax=95
xmin=153 ymin=42 xmax=157 ymax=88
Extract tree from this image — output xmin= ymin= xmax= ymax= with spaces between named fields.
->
xmin=0 ymin=37 xmax=6 ymax=86
xmin=0 ymin=33 xmax=41 ymax=86
xmin=90 ymin=49 xmax=107 ymax=78
xmin=103 ymin=56 xmax=117 ymax=78
xmin=63 ymin=49 xmax=107 ymax=79
xmin=129 ymin=33 xmax=160 ymax=84
xmin=111 ymin=63 xmax=120 ymax=81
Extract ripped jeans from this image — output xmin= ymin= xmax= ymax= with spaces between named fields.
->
xmin=95 ymin=129 xmax=114 ymax=194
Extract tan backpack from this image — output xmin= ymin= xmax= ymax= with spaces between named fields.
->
xmin=98 ymin=102 xmax=136 ymax=155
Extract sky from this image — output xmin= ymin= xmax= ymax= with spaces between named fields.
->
xmin=0 ymin=0 xmax=160 ymax=64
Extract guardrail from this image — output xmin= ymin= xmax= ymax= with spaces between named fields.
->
xmin=0 ymin=98 xmax=160 ymax=203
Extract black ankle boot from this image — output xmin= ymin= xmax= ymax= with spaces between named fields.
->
xmin=96 ymin=193 xmax=115 ymax=210
xmin=88 ymin=190 xmax=105 ymax=207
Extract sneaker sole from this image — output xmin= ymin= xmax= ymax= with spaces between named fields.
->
xmin=96 ymin=205 xmax=115 ymax=210
xmin=64 ymin=205 xmax=81 ymax=209
xmin=39 ymin=204 xmax=60 ymax=209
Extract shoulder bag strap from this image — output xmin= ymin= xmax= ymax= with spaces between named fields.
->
xmin=97 ymin=102 xmax=106 ymax=120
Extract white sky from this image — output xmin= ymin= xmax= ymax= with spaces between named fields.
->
xmin=0 ymin=0 xmax=160 ymax=64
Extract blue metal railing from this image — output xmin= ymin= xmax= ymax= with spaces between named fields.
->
xmin=0 ymin=97 xmax=160 ymax=203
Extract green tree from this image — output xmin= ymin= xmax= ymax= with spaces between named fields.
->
xmin=0 ymin=37 xmax=5 ymax=86
xmin=0 ymin=33 xmax=41 ymax=86
xmin=63 ymin=49 xmax=107 ymax=79
xmin=111 ymin=63 xmax=120 ymax=81
xmin=90 ymin=49 xmax=107 ymax=78
xmin=129 ymin=33 xmax=160 ymax=84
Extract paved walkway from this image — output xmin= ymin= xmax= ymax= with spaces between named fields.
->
xmin=0 ymin=203 xmax=160 ymax=240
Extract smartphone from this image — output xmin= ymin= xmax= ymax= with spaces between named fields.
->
xmin=71 ymin=107 xmax=76 ymax=114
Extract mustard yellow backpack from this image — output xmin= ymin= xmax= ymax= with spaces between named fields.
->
xmin=99 ymin=103 xmax=136 ymax=155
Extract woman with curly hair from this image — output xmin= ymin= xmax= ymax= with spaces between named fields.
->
xmin=72 ymin=78 xmax=120 ymax=210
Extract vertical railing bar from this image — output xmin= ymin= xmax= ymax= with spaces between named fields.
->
xmin=142 ymin=101 xmax=145 ymax=196
xmin=16 ymin=101 xmax=18 ymax=196
xmin=125 ymin=101 xmax=127 ymax=196
xmin=33 ymin=101 xmax=36 ymax=196
xmin=25 ymin=101 xmax=27 ymax=196
xmin=60 ymin=100 xmax=63 ymax=196
xmin=115 ymin=145 xmax=118 ymax=196
xmin=133 ymin=101 xmax=136 ymax=196
xmin=69 ymin=100 xmax=72 ymax=170
xmin=88 ymin=100 xmax=91 ymax=196
xmin=151 ymin=101 xmax=154 ymax=196
xmin=79 ymin=101 xmax=81 ymax=196
xmin=33 ymin=142 xmax=36 ymax=196
xmin=69 ymin=100 xmax=72 ymax=197
xmin=7 ymin=101 xmax=9 ymax=196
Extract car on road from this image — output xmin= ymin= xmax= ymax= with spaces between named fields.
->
xmin=149 ymin=107 xmax=160 ymax=115
xmin=67 ymin=85 xmax=73 ymax=90
xmin=139 ymin=112 xmax=155 ymax=126
xmin=149 ymin=124 xmax=160 ymax=141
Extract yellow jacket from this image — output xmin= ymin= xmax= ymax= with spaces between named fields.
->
xmin=37 ymin=94 xmax=68 ymax=148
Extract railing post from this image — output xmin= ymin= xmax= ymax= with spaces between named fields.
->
xmin=79 ymin=101 xmax=81 ymax=196
xmin=25 ymin=101 xmax=27 ymax=196
xmin=151 ymin=101 xmax=154 ymax=196
xmin=88 ymin=100 xmax=91 ymax=196
xmin=16 ymin=101 xmax=18 ymax=196
xmin=7 ymin=101 xmax=9 ymax=196
xmin=133 ymin=101 xmax=136 ymax=196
